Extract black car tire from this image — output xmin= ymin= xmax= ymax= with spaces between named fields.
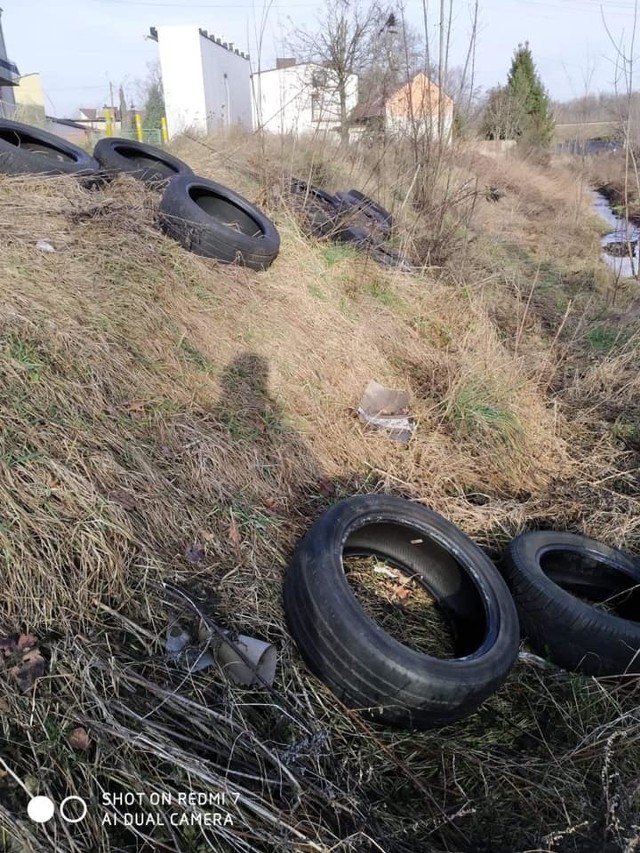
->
xmin=289 ymin=178 xmax=341 ymax=239
xmin=339 ymin=189 xmax=393 ymax=231
xmin=283 ymin=495 xmax=520 ymax=729
xmin=159 ymin=174 xmax=280 ymax=270
xmin=93 ymin=137 xmax=193 ymax=186
xmin=362 ymin=241 xmax=416 ymax=271
xmin=503 ymin=531 xmax=640 ymax=675
xmin=0 ymin=119 xmax=99 ymax=177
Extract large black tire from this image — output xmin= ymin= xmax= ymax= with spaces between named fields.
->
xmin=283 ymin=495 xmax=520 ymax=729
xmin=159 ymin=174 xmax=280 ymax=271
xmin=339 ymin=189 xmax=393 ymax=231
xmin=503 ymin=531 xmax=640 ymax=675
xmin=0 ymin=119 xmax=99 ymax=177
xmin=93 ymin=137 xmax=192 ymax=186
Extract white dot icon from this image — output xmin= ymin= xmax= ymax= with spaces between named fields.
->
xmin=27 ymin=796 xmax=55 ymax=823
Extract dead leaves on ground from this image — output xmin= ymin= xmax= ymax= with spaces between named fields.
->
xmin=228 ymin=516 xmax=241 ymax=550
xmin=67 ymin=726 xmax=90 ymax=751
xmin=0 ymin=633 xmax=47 ymax=692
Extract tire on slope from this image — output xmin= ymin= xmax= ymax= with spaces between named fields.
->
xmin=93 ymin=137 xmax=193 ymax=186
xmin=159 ymin=174 xmax=280 ymax=271
xmin=283 ymin=494 xmax=520 ymax=729
xmin=0 ymin=119 xmax=99 ymax=177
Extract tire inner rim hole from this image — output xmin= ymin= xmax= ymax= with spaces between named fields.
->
xmin=113 ymin=145 xmax=178 ymax=175
xmin=0 ymin=131 xmax=75 ymax=162
xmin=540 ymin=550 xmax=640 ymax=620
xmin=342 ymin=521 xmax=489 ymax=659
xmin=189 ymin=188 xmax=264 ymax=239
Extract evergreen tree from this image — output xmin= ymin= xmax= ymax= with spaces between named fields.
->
xmin=143 ymin=80 xmax=166 ymax=130
xmin=482 ymin=43 xmax=554 ymax=147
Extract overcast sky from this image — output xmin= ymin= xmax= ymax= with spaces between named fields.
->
xmin=2 ymin=0 xmax=639 ymax=117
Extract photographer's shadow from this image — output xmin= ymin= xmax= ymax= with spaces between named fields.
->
xmin=213 ymin=352 xmax=337 ymax=522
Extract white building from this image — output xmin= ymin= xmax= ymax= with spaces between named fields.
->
xmin=151 ymin=25 xmax=253 ymax=138
xmin=252 ymin=60 xmax=358 ymax=137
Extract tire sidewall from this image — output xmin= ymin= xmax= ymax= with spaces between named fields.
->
xmin=0 ymin=119 xmax=98 ymax=175
xmin=288 ymin=495 xmax=519 ymax=683
xmin=506 ymin=530 xmax=640 ymax=634
xmin=159 ymin=174 xmax=280 ymax=263
xmin=93 ymin=137 xmax=192 ymax=183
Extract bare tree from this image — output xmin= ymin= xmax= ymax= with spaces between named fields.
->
xmin=357 ymin=12 xmax=425 ymax=108
xmin=287 ymin=0 xmax=386 ymax=145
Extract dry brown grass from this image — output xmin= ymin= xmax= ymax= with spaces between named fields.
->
xmin=0 ymin=135 xmax=638 ymax=852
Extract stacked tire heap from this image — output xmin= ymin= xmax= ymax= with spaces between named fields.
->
xmin=0 ymin=118 xmax=280 ymax=271
xmin=288 ymin=177 xmax=416 ymax=271
xmin=283 ymin=494 xmax=640 ymax=729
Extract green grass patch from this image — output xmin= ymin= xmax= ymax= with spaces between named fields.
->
xmin=448 ymin=380 xmax=523 ymax=445
xmin=323 ymin=244 xmax=357 ymax=266
xmin=177 ymin=336 xmax=214 ymax=372
xmin=307 ymin=282 xmax=327 ymax=300
xmin=369 ymin=279 xmax=401 ymax=308
xmin=585 ymin=325 xmax=624 ymax=352
xmin=2 ymin=336 xmax=47 ymax=381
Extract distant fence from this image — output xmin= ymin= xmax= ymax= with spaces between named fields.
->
xmin=555 ymin=138 xmax=623 ymax=156
xmin=0 ymin=100 xmax=166 ymax=148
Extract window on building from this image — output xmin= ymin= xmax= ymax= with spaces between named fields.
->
xmin=311 ymin=93 xmax=323 ymax=122
xmin=311 ymin=69 xmax=327 ymax=90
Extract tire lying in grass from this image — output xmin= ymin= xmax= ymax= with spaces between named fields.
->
xmin=366 ymin=241 xmax=416 ymax=272
xmin=333 ymin=223 xmax=371 ymax=246
xmin=159 ymin=175 xmax=280 ymax=270
xmin=289 ymin=178 xmax=341 ymax=238
xmin=283 ymin=494 xmax=520 ymax=729
xmin=335 ymin=189 xmax=393 ymax=235
xmin=93 ymin=137 xmax=192 ymax=186
xmin=503 ymin=531 xmax=640 ymax=676
xmin=0 ymin=119 xmax=100 ymax=177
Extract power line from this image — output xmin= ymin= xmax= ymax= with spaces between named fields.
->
xmin=93 ymin=0 xmax=320 ymax=7
xmin=510 ymin=0 xmax=638 ymax=11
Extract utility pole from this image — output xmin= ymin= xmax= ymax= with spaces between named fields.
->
xmin=109 ymin=80 xmax=115 ymax=115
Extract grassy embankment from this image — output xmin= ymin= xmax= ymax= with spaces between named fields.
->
xmin=0 ymin=131 xmax=639 ymax=852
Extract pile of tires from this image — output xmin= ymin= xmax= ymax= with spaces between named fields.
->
xmin=0 ymin=120 xmax=280 ymax=272
xmin=93 ymin=138 xmax=280 ymax=271
xmin=288 ymin=178 xmax=414 ymax=271
xmin=282 ymin=495 xmax=640 ymax=730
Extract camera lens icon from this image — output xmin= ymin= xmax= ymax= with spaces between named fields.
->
xmin=59 ymin=796 xmax=88 ymax=823
xmin=27 ymin=795 xmax=88 ymax=824
xmin=27 ymin=796 xmax=55 ymax=824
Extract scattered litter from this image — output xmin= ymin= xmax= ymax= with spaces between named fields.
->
xmin=485 ymin=185 xmax=505 ymax=203
xmin=517 ymin=650 xmax=557 ymax=670
xmin=165 ymin=623 xmax=191 ymax=656
xmin=184 ymin=648 xmax=217 ymax=673
xmin=357 ymin=380 xmax=416 ymax=444
xmin=228 ymin=516 xmax=241 ymax=549
xmin=372 ymin=565 xmax=399 ymax=579
xmin=35 ymin=240 xmax=55 ymax=253
xmin=164 ymin=616 xmax=277 ymax=687
xmin=198 ymin=622 xmax=277 ymax=687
